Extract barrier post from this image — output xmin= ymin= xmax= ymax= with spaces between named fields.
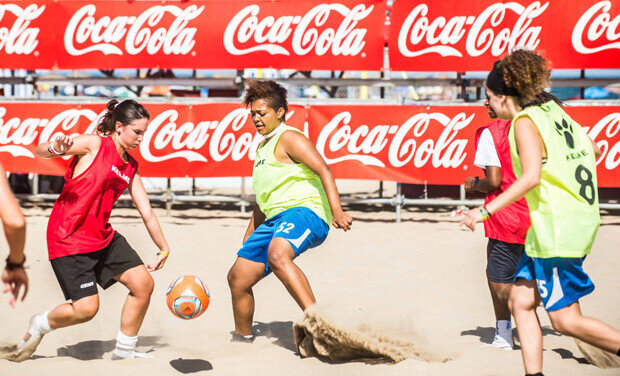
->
xmin=395 ymin=182 xmax=403 ymax=223
xmin=32 ymin=173 xmax=39 ymax=196
xmin=240 ymin=177 xmax=247 ymax=213
xmin=165 ymin=178 xmax=172 ymax=214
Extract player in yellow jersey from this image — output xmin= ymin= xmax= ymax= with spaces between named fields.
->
xmin=227 ymin=79 xmax=353 ymax=342
xmin=461 ymin=50 xmax=620 ymax=374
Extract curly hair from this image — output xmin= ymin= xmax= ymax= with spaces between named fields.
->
xmin=498 ymin=49 xmax=551 ymax=107
xmin=97 ymin=99 xmax=150 ymax=136
xmin=242 ymin=79 xmax=288 ymax=121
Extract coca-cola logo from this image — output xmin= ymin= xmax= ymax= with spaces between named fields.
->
xmin=140 ymin=108 xmax=263 ymax=163
xmin=223 ymin=4 xmax=373 ymax=57
xmin=64 ymin=4 xmax=204 ymax=56
xmin=572 ymin=1 xmax=619 ymax=54
xmin=315 ymin=111 xmax=472 ymax=169
xmin=0 ymin=4 xmax=44 ymax=55
xmin=397 ymin=2 xmax=548 ymax=57
xmin=585 ymin=112 xmax=620 ymax=170
xmin=0 ymin=107 xmax=99 ymax=158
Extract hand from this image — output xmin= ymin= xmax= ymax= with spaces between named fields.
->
xmin=147 ymin=251 xmax=168 ymax=272
xmin=2 ymin=266 xmax=28 ymax=308
xmin=464 ymin=176 xmax=477 ymax=192
xmin=459 ymin=208 xmax=483 ymax=231
xmin=52 ymin=135 xmax=73 ymax=155
xmin=332 ymin=210 xmax=353 ymax=231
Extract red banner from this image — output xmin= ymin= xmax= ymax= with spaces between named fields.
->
xmin=1 ymin=1 xmax=618 ymax=70
xmin=389 ymin=0 xmax=620 ymax=71
xmin=0 ymin=102 xmax=618 ymax=187
xmin=0 ymin=0 xmax=383 ymax=70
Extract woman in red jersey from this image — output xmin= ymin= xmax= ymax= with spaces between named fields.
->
xmin=13 ymin=99 xmax=171 ymax=362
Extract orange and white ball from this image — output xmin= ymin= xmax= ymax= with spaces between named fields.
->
xmin=165 ymin=275 xmax=210 ymax=319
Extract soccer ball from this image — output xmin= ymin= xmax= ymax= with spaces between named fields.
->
xmin=165 ymin=275 xmax=210 ymax=319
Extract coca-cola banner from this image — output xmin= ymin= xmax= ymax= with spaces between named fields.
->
xmin=2 ymin=1 xmax=617 ymax=70
xmin=390 ymin=0 xmax=620 ymax=70
xmin=0 ymin=102 xmax=618 ymax=187
xmin=307 ymin=105 xmax=619 ymax=187
xmin=0 ymin=102 xmax=306 ymax=177
xmin=0 ymin=0 xmax=383 ymax=70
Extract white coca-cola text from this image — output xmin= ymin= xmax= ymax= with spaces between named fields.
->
xmin=0 ymin=4 xmax=44 ymax=55
xmin=585 ymin=112 xmax=620 ymax=170
xmin=398 ymin=2 xmax=548 ymax=57
xmin=223 ymin=4 xmax=372 ymax=56
xmin=572 ymin=1 xmax=619 ymax=54
xmin=315 ymin=111 xmax=472 ymax=169
xmin=64 ymin=4 xmax=204 ymax=56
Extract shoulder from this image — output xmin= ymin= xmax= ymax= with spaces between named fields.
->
xmin=76 ymin=134 xmax=103 ymax=154
xmin=279 ymin=128 xmax=308 ymax=146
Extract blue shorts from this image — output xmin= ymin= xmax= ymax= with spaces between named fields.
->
xmin=237 ymin=207 xmax=329 ymax=276
xmin=514 ymin=254 xmax=595 ymax=311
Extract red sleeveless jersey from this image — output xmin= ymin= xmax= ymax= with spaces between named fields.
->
xmin=47 ymin=136 xmax=138 ymax=260
xmin=475 ymin=120 xmax=531 ymax=244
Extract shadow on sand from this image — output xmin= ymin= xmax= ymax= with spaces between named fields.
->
xmin=253 ymin=321 xmax=296 ymax=353
xmin=55 ymin=336 xmax=167 ymax=361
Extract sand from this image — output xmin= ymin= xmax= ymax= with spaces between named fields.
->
xmin=1 ymin=201 xmax=619 ymax=376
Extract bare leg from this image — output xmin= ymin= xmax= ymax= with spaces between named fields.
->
xmin=227 ymin=257 xmax=265 ymax=336
xmin=509 ymin=278 xmax=543 ymax=374
xmin=47 ymin=294 xmax=100 ymax=329
xmin=268 ymin=237 xmax=316 ymax=310
xmin=548 ymin=301 xmax=620 ymax=353
xmin=487 ymin=274 xmax=513 ymax=321
xmin=114 ymin=265 xmax=154 ymax=337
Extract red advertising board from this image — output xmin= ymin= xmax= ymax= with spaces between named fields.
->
xmin=0 ymin=0 xmax=384 ymax=70
xmin=1 ymin=1 xmax=617 ymax=70
xmin=389 ymin=0 xmax=620 ymax=71
xmin=1 ymin=102 xmax=618 ymax=187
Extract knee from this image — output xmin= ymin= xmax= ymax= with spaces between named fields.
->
xmin=550 ymin=316 xmax=576 ymax=336
xmin=494 ymin=286 xmax=511 ymax=304
xmin=130 ymin=273 xmax=154 ymax=299
xmin=267 ymin=249 xmax=291 ymax=272
xmin=227 ymin=268 xmax=238 ymax=289
xmin=74 ymin=301 xmax=99 ymax=322
xmin=509 ymin=290 xmax=535 ymax=313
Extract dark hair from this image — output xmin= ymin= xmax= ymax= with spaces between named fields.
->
xmin=522 ymin=91 xmax=565 ymax=108
xmin=497 ymin=49 xmax=551 ymax=107
xmin=242 ymin=79 xmax=288 ymax=121
xmin=97 ymin=99 xmax=150 ymax=136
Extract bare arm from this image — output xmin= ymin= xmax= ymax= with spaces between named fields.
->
xmin=465 ymin=165 xmax=501 ymax=194
xmin=0 ymin=164 xmax=28 ymax=306
xmin=461 ymin=116 xmax=542 ymax=230
xmin=243 ymin=204 xmax=266 ymax=243
xmin=591 ymin=138 xmax=601 ymax=159
xmin=129 ymin=171 xmax=170 ymax=271
xmin=280 ymin=131 xmax=353 ymax=231
xmin=36 ymin=134 xmax=100 ymax=159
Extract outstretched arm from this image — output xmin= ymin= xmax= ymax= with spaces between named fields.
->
xmin=36 ymin=134 xmax=100 ymax=159
xmin=0 ymin=164 xmax=28 ymax=307
xmin=280 ymin=131 xmax=353 ymax=231
xmin=461 ymin=116 xmax=543 ymax=231
xmin=129 ymin=171 xmax=170 ymax=271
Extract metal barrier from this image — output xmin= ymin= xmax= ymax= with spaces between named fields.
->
xmin=15 ymin=181 xmax=620 ymax=223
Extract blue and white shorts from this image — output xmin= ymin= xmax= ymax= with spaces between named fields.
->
xmin=515 ymin=253 xmax=595 ymax=311
xmin=237 ymin=207 xmax=329 ymax=276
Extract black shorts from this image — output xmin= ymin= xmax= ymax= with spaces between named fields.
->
xmin=50 ymin=232 xmax=144 ymax=301
xmin=486 ymin=238 xmax=524 ymax=284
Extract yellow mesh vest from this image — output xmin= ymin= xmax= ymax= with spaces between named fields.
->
xmin=509 ymin=101 xmax=600 ymax=258
xmin=252 ymin=124 xmax=332 ymax=225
